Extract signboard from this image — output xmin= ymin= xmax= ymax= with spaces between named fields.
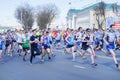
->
xmin=114 ymin=12 xmax=120 ymax=28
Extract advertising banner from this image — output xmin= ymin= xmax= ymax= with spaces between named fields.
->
xmin=114 ymin=12 xmax=120 ymax=28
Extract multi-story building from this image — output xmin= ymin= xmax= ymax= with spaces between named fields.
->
xmin=66 ymin=2 xmax=120 ymax=29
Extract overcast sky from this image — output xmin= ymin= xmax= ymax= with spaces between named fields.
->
xmin=0 ymin=0 xmax=119 ymax=26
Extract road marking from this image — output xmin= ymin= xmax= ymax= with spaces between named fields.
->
xmin=74 ymin=65 xmax=86 ymax=69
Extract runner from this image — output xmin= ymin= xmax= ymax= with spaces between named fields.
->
xmin=81 ymin=28 xmax=97 ymax=67
xmin=16 ymin=30 xmax=24 ymax=56
xmin=63 ymin=28 xmax=70 ymax=54
xmin=55 ymin=30 xmax=61 ymax=49
xmin=22 ymin=32 xmax=30 ymax=61
xmin=11 ymin=30 xmax=18 ymax=53
xmin=74 ymin=27 xmax=86 ymax=59
xmin=89 ymin=29 xmax=97 ymax=57
xmin=76 ymin=27 xmax=82 ymax=47
xmin=41 ymin=31 xmax=51 ymax=62
xmin=65 ymin=29 xmax=76 ymax=61
xmin=115 ymin=29 xmax=120 ymax=50
xmin=94 ymin=29 xmax=102 ymax=50
xmin=48 ymin=29 xmax=55 ymax=57
xmin=103 ymin=25 xmax=120 ymax=69
xmin=30 ymin=29 xmax=41 ymax=64
xmin=0 ymin=33 xmax=4 ymax=61
xmin=52 ymin=29 xmax=57 ymax=46
xmin=4 ymin=30 xmax=12 ymax=56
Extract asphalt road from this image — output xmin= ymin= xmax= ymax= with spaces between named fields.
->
xmin=0 ymin=46 xmax=120 ymax=80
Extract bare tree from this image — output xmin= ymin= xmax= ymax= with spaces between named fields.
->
xmin=94 ymin=2 xmax=106 ymax=29
xmin=36 ymin=4 xmax=58 ymax=29
xmin=15 ymin=3 xmax=34 ymax=30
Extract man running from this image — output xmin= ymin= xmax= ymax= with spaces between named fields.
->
xmin=30 ymin=30 xmax=41 ymax=64
xmin=22 ymin=32 xmax=30 ymax=61
xmin=103 ymin=25 xmax=120 ymax=69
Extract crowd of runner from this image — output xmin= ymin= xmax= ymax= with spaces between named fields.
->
xmin=0 ymin=24 xmax=120 ymax=70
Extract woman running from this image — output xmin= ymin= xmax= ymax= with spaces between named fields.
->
xmin=81 ymin=28 xmax=97 ymax=67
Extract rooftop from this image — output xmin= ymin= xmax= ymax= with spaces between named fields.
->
xmin=68 ymin=2 xmax=120 ymax=14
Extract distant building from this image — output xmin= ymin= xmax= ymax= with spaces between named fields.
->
xmin=0 ymin=23 xmax=24 ymax=32
xmin=66 ymin=2 xmax=120 ymax=29
xmin=0 ymin=26 xmax=14 ymax=30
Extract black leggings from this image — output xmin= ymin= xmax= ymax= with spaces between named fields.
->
xmin=30 ymin=48 xmax=41 ymax=63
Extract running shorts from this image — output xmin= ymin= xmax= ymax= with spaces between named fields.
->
xmin=106 ymin=42 xmax=115 ymax=50
xmin=76 ymin=41 xmax=82 ymax=46
xmin=66 ymin=44 xmax=74 ymax=48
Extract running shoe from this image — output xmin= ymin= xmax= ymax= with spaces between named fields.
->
xmin=48 ymin=57 xmax=51 ymax=60
xmin=29 ymin=62 xmax=32 ymax=65
xmin=10 ymin=54 xmax=12 ymax=57
xmin=41 ymin=59 xmax=44 ymax=62
xmin=94 ymin=55 xmax=97 ymax=58
xmin=82 ymin=56 xmax=87 ymax=59
xmin=72 ymin=59 xmax=75 ymax=62
xmin=52 ymin=54 xmax=56 ymax=57
xmin=117 ymin=66 xmax=120 ymax=70
xmin=23 ymin=58 xmax=26 ymax=61
xmin=115 ymin=64 xmax=120 ymax=70
xmin=91 ymin=63 xmax=97 ymax=67
xmin=8 ymin=53 xmax=12 ymax=57
xmin=106 ymin=52 xmax=111 ymax=56
xmin=64 ymin=48 xmax=66 ymax=53
xmin=18 ymin=54 xmax=22 ymax=56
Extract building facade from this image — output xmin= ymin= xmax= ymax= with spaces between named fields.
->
xmin=66 ymin=2 xmax=120 ymax=29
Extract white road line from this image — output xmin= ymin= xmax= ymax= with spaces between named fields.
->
xmin=74 ymin=65 xmax=86 ymax=69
